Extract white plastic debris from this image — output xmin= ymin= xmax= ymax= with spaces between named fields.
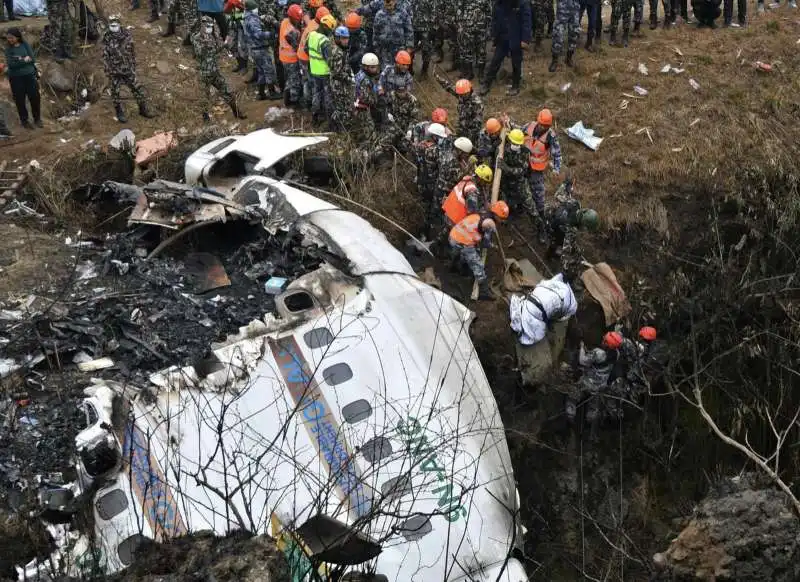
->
xmin=689 ymin=78 xmax=701 ymax=90
xmin=109 ymin=129 xmax=136 ymax=151
xmin=76 ymin=261 xmax=98 ymax=281
xmin=77 ymin=358 xmax=114 ymax=372
xmin=0 ymin=358 xmax=20 ymax=379
xmin=672 ymin=67 xmax=685 ymax=74
xmin=634 ymin=85 xmax=648 ymax=96
xmin=264 ymin=106 xmax=293 ymax=123
xmin=638 ymin=63 xmax=649 ymax=75
xmin=28 ymin=160 xmax=41 ymax=170
xmin=560 ymin=82 xmax=571 ymax=92
xmin=566 ymin=121 xmax=603 ymax=151
xmin=660 ymin=63 xmax=671 ymax=73
xmin=177 ymin=64 xmax=189 ymax=70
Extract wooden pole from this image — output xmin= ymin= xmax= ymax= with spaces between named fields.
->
xmin=470 ymin=126 xmax=508 ymax=300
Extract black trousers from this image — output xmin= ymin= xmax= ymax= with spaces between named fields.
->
xmin=2 ymin=0 xmax=14 ymax=19
xmin=670 ymin=0 xmax=688 ymax=19
xmin=580 ymin=0 xmax=601 ymax=38
xmin=9 ymin=74 xmax=41 ymax=123
xmin=723 ymin=0 xmax=745 ymax=22
xmin=485 ymin=40 xmax=522 ymax=88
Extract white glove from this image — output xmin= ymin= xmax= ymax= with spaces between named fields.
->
xmin=387 ymin=113 xmax=395 ymax=122
xmin=405 ymin=129 xmax=412 ymax=141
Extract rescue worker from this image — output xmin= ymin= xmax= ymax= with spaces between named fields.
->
xmin=387 ymin=79 xmax=420 ymax=146
xmin=692 ymin=0 xmax=722 ymax=27
xmin=580 ymin=0 xmax=601 ymax=51
xmin=457 ymin=0 xmax=491 ymax=80
xmin=244 ymin=0 xmax=282 ymax=100
xmin=523 ymin=108 xmax=562 ymax=225
xmin=409 ymin=107 xmax=449 ymax=145
xmin=437 ymin=136 xmax=475 ymax=216
xmin=298 ymin=7 xmax=330 ymax=109
xmin=329 ymin=25 xmax=353 ymax=130
xmin=476 ymin=117 xmax=502 ymax=165
xmin=549 ymin=0 xmax=580 ymax=71
xmin=102 ymin=14 xmax=155 ymax=123
xmin=345 ymin=12 xmax=368 ymax=73
xmin=305 ymin=0 xmax=342 ymax=21
xmin=379 ymin=50 xmax=412 ymax=95
xmin=442 ymin=163 xmax=494 ymax=227
xmin=416 ymin=122 xmax=447 ymax=236
xmin=306 ymin=13 xmax=337 ymax=123
xmin=434 ymin=76 xmax=484 ymax=144
xmin=192 ymin=15 xmax=247 ymax=121
xmin=566 ymin=331 xmax=622 ymax=426
xmin=162 ymin=0 xmax=197 ymax=42
xmin=546 ymin=176 xmax=599 ymax=281
xmin=609 ymin=0 xmax=634 ymax=46
xmin=615 ymin=326 xmax=656 ymax=398
xmin=448 ymin=201 xmax=510 ymax=300
xmin=411 ymin=0 xmax=436 ymax=75
xmin=224 ymin=0 xmax=248 ymax=72
xmin=480 ymin=0 xmax=531 ymax=97
xmin=46 ymin=0 xmax=72 ymax=60
xmin=279 ymin=4 xmax=305 ymax=106
xmin=373 ymin=0 xmax=413 ymax=70
xmin=353 ymin=52 xmax=391 ymax=161
xmin=499 ymin=129 xmax=545 ymax=235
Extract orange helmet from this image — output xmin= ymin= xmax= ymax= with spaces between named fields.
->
xmin=431 ymin=107 xmax=448 ymax=123
xmin=344 ymin=11 xmax=362 ymax=28
xmin=639 ymin=326 xmax=657 ymax=342
xmin=485 ymin=117 xmax=501 ymax=135
xmin=395 ymin=50 xmax=412 ymax=66
xmin=490 ymin=200 xmax=509 ymax=220
xmin=309 ymin=0 xmax=323 ymax=7
xmin=537 ymin=108 xmax=553 ymax=126
xmin=602 ymin=331 xmax=623 ymax=350
xmin=454 ymin=79 xmax=472 ymax=95
xmin=314 ymin=6 xmax=329 ymax=20
xmin=287 ymin=3 xmax=303 ymax=20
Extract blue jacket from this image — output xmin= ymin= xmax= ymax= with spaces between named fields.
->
xmin=491 ymin=0 xmax=532 ymax=45
xmin=198 ymin=0 xmax=224 ymax=13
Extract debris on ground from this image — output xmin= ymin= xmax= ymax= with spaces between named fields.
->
xmin=134 ymin=132 xmax=178 ymax=166
xmin=565 ymin=121 xmax=603 ymax=151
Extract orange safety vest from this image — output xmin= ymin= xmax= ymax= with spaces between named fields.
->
xmin=525 ymin=124 xmax=551 ymax=172
xmin=297 ymin=20 xmax=318 ymax=63
xmin=449 ymin=213 xmax=483 ymax=247
xmin=442 ymin=176 xmax=478 ymax=224
xmin=279 ymin=18 xmax=299 ymax=64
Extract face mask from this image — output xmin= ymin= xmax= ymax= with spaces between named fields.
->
xmin=509 ymin=144 xmax=520 ymax=152
xmin=109 ymin=23 xmax=121 ymax=32
xmin=204 ymin=25 xmax=214 ymax=33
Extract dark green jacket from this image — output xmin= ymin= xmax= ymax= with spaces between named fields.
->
xmin=4 ymin=41 xmax=36 ymax=78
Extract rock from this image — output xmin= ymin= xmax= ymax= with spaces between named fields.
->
xmin=42 ymin=62 xmax=74 ymax=92
xmin=155 ymin=60 xmax=170 ymax=75
xmin=109 ymin=129 xmax=136 ymax=151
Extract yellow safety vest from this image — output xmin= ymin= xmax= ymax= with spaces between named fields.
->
xmin=307 ymin=30 xmax=330 ymax=77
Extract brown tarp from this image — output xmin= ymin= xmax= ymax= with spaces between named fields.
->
xmin=580 ymin=262 xmax=631 ymax=325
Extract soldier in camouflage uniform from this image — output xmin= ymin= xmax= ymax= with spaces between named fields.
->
xmin=436 ymin=137 xmax=474 ymax=217
xmin=532 ymin=0 xmax=551 ymax=49
xmin=566 ymin=333 xmax=622 ymax=436
xmin=410 ymin=0 xmax=436 ymax=74
xmin=548 ymin=0 xmax=580 ymax=71
xmin=378 ymin=50 xmax=412 ymax=97
xmin=413 ymin=124 xmax=445 ymax=236
xmin=372 ymin=0 xmax=413 ymax=71
xmin=345 ymin=12 xmax=368 ymax=73
xmin=545 ymin=177 xmax=598 ymax=282
xmin=387 ymin=83 xmax=419 ymax=148
xmin=225 ymin=0 xmax=249 ymax=72
xmin=46 ymin=0 xmax=72 ymax=60
xmin=457 ymin=0 xmax=491 ymax=79
xmin=434 ymin=0 xmax=459 ymax=68
xmin=434 ymin=75 xmax=483 ymax=144
xmin=244 ymin=0 xmax=281 ymax=100
xmin=499 ymin=129 xmax=546 ymax=233
xmin=280 ymin=4 xmax=304 ymax=105
xmin=192 ymin=16 xmax=247 ymax=121
xmin=162 ymin=0 xmax=198 ymax=42
xmin=329 ymin=26 xmax=354 ymax=131
xmin=476 ymin=117 xmax=501 ymax=165
xmin=609 ymin=0 xmax=634 ymax=45
xmin=102 ymin=15 xmax=155 ymax=124
xmin=352 ymin=53 xmax=391 ymax=162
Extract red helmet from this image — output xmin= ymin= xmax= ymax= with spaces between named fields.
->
xmin=287 ymin=3 xmax=303 ymax=20
xmin=314 ymin=6 xmax=329 ymax=21
xmin=602 ymin=331 xmax=623 ymax=350
xmin=431 ymin=107 xmax=448 ymax=124
xmin=344 ymin=11 xmax=362 ymax=28
xmin=455 ymin=79 xmax=472 ymax=95
xmin=395 ymin=50 xmax=412 ymax=65
xmin=639 ymin=326 xmax=657 ymax=342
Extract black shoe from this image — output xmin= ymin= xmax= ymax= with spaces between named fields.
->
xmin=548 ymin=56 xmax=558 ymax=72
xmin=34 ymin=119 xmax=43 ymax=128
xmin=266 ymin=90 xmax=282 ymax=100
xmin=585 ymin=36 xmax=594 ymax=51
xmin=565 ymin=51 xmax=574 ymax=66
xmin=650 ymin=15 xmax=658 ymax=28
xmin=9 ymin=14 xmax=19 ymax=20
xmin=162 ymin=21 xmax=176 ymax=37
xmin=22 ymin=120 xmax=34 ymax=129
xmin=477 ymin=281 xmax=493 ymax=300
xmin=202 ymin=112 xmax=211 ymax=122
xmin=622 ymin=30 xmax=629 ymax=46
xmin=115 ymin=105 xmax=127 ymax=123
xmin=609 ymin=30 xmax=617 ymax=44
xmin=633 ymin=21 xmax=641 ymax=35
xmin=182 ymin=35 xmax=192 ymax=46
xmin=257 ymin=83 xmax=267 ymax=100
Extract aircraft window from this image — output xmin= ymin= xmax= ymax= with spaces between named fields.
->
xmin=206 ymin=138 xmax=237 ymax=155
xmin=323 ymin=363 xmax=352 ymax=386
xmin=360 ymin=436 xmax=392 ymax=464
xmin=80 ymin=436 xmax=121 ymax=477
xmin=96 ymin=488 xmax=129 ymax=521
xmin=398 ymin=515 xmax=432 ymax=541
xmin=304 ymin=327 xmax=334 ymax=349
xmin=284 ymin=291 xmax=315 ymax=312
xmin=295 ymin=514 xmax=382 ymax=565
xmin=380 ymin=474 xmax=412 ymax=500
xmin=81 ymin=402 xmax=99 ymax=429
xmin=342 ymin=400 xmax=372 ymax=424
xmin=117 ymin=534 xmax=146 ymax=566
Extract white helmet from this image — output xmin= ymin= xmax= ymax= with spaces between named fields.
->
xmin=361 ymin=52 xmax=379 ymax=67
xmin=454 ymin=136 xmax=473 ymax=154
xmin=427 ymin=122 xmax=447 ymax=139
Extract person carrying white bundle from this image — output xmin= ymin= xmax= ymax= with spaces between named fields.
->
xmin=509 ymin=272 xmax=577 ymax=346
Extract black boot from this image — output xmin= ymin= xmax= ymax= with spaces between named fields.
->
xmin=162 ymin=21 xmax=176 ymax=36
xmin=622 ymin=29 xmax=629 ymax=46
xmin=257 ymin=83 xmax=268 ymax=100
xmin=633 ymin=21 xmax=641 ymax=35
xmin=246 ymin=69 xmax=258 ymax=84
xmin=585 ymin=34 xmax=594 ymax=51
xmin=533 ymin=38 xmax=542 ymax=51
xmin=565 ymin=50 xmax=574 ymax=66
xmin=138 ymin=103 xmax=156 ymax=118
xmin=267 ymin=86 xmax=282 ymax=100
xmin=477 ymin=280 xmax=493 ymax=300
xmin=609 ymin=29 xmax=617 ymax=45
xmin=649 ymin=13 xmax=658 ymax=28
xmin=202 ymin=111 xmax=211 ymax=123
xmin=548 ymin=55 xmax=558 ymax=72
xmin=115 ymin=104 xmax=127 ymax=123
xmin=476 ymin=62 xmax=485 ymax=81
xmin=463 ymin=63 xmax=474 ymax=80
xmin=230 ymin=101 xmax=247 ymax=119
xmin=478 ymin=78 xmax=492 ymax=96
xmin=506 ymin=85 xmax=520 ymax=96
xmin=420 ymin=59 xmax=429 ymax=76
xmin=182 ymin=34 xmax=192 ymax=46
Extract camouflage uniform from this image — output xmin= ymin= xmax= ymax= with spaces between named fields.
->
xmin=565 ymin=344 xmax=616 ymax=423
xmin=167 ymin=0 xmax=198 ymax=36
xmin=229 ymin=6 xmax=249 ymax=64
xmin=356 ymin=0 xmax=381 ymax=50
xmin=282 ymin=21 xmax=303 ymax=103
xmin=552 ymin=0 xmax=580 ymax=56
xmin=610 ymin=0 xmax=635 ymax=38
xmin=449 ymin=214 xmax=494 ymax=282
xmin=457 ymin=0 xmax=491 ymax=77
xmin=373 ymin=5 xmax=414 ymax=70
xmin=532 ymin=0 xmax=553 ymax=46
xmin=476 ymin=129 xmax=500 ymax=165
xmin=545 ymin=181 xmax=583 ymax=281
xmin=388 ymin=90 xmax=419 ymax=145
xmin=378 ymin=64 xmax=412 ymax=94
xmin=191 ymin=27 xmax=237 ymax=111
xmin=328 ymin=40 xmax=353 ymax=129
xmin=500 ymin=145 xmax=542 ymax=225
xmin=244 ymin=10 xmax=278 ymax=85
xmin=436 ymin=141 xmax=472 ymax=205
xmin=102 ymin=27 xmax=149 ymax=111
xmin=434 ymin=0 xmax=459 ymax=64
xmin=348 ymin=28 xmax=368 ymax=73
xmin=415 ymin=135 xmax=442 ymax=229
xmin=46 ymin=0 xmax=72 ymax=58
xmin=524 ymin=122 xmax=561 ymax=215
xmin=353 ymin=69 xmax=390 ymax=157
xmin=411 ymin=0 xmax=436 ymax=71
xmin=434 ymin=74 xmax=483 ymax=144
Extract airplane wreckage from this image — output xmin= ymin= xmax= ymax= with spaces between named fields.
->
xmin=15 ymin=130 xmax=529 ymax=582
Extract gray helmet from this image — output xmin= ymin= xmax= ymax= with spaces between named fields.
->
xmin=578 ymin=208 xmax=599 ymax=230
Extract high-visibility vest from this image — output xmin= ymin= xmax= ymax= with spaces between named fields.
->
xmin=525 ymin=124 xmax=552 ymax=172
xmin=307 ymin=30 xmax=330 ymax=76
xmin=279 ymin=18 xmax=299 ymax=63
xmin=449 ymin=213 xmax=483 ymax=247
xmin=442 ymin=175 xmax=478 ymax=224
xmin=297 ymin=19 xmax=318 ymax=62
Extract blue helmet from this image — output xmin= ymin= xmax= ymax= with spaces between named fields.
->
xmin=334 ymin=25 xmax=350 ymax=38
